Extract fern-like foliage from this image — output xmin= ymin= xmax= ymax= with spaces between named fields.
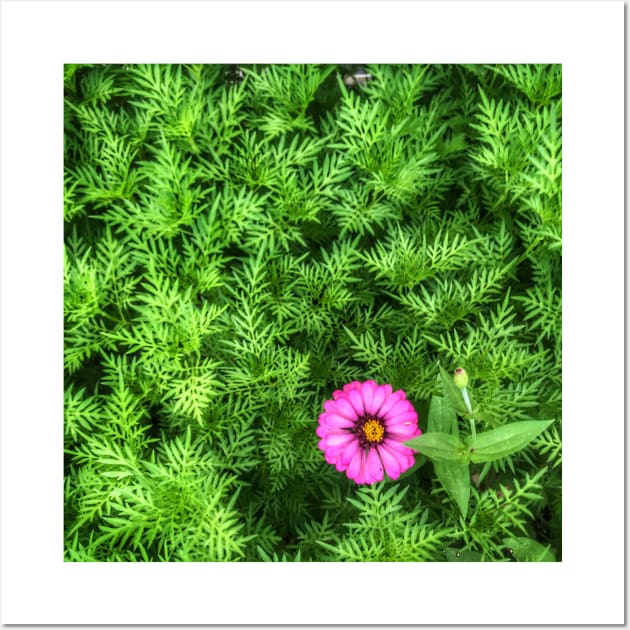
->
xmin=65 ymin=64 xmax=561 ymax=562
xmin=317 ymin=485 xmax=455 ymax=561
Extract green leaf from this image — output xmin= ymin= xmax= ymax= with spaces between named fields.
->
xmin=427 ymin=381 xmax=458 ymax=434
xmin=427 ymin=385 xmax=470 ymax=517
xmin=404 ymin=432 xmax=468 ymax=464
xmin=444 ymin=547 xmax=484 ymax=562
xmin=503 ymin=536 xmax=555 ymax=562
xmin=466 ymin=420 xmax=554 ymax=463
xmin=434 ymin=461 xmax=470 ymax=518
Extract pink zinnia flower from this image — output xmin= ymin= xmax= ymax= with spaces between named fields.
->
xmin=316 ymin=380 xmax=421 ymax=484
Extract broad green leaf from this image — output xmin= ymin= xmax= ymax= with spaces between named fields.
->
xmin=466 ymin=420 xmax=554 ymax=463
xmin=503 ymin=536 xmax=555 ymax=562
xmin=438 ymin=365 xmax=469 ymax=416
xmin=427 ymin=380 xmax=469 ymax=514
xmin=434 ymin=461 xmax=470 ymax=518
xmin=404 ymin=432 xmax=468 ymax=464
xmin=444 ymin=547 xmax=483 ymax=562
xmin=427 ymin=384 xmax=458 ymax=435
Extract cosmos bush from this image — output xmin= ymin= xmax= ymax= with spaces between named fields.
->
xmin=64 ymin=63 xmax=561 ymax=562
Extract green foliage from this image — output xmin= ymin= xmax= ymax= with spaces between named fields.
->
xmin=458 ymin=467 xmax=551 ymax=560
xmin=65 ymin=63 xmax=561 ymax=561
xmin=503 ymin=535 xmax=555 ymax=562
xmin=406 ymin=367 xmax=553 ymax=527
xmin=317 ymin=485 xmax=455 ymax=561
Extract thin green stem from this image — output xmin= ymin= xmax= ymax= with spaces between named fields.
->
xmin=469 ymin=416 xmax=477 ymax=446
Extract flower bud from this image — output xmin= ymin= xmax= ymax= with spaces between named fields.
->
xmin=453 ymin=367 xmax=469 ymax=389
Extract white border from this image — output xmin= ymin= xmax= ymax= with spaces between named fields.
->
xmin=0 ymin=0 xmax=624 ymax=624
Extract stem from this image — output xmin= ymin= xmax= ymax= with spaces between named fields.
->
xmin=461 ymin=386 xmax=473 ymax=415
xmin=469 ymin=416 xmax=477 ymax=446
xmin=461 ymin=386 xmax=476 ymax=445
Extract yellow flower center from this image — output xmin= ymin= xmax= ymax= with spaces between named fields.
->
xmin=362 ymin=418 xmax=385 ymax=444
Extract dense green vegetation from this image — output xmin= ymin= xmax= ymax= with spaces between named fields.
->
xmin=64 ymin=64 xmax=561 ymax=561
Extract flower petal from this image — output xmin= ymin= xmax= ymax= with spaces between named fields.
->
xmin=340 ymin=439 xmax=360 ymax=466
xmin=325 ymin=432 xmax=355 ymax=447
xmin=365 ymin=446 xmax=384 ymax=483
xmin=382 ymin=398 xmax=414 ymax=421
xmin=377 ymin=390 xmax=405 ymax=418
xmin=335 ymin=397 xmax=359 ymax=421
xmin=361 ymin=381 xmax=377 ymax=414
xmin=324 ymin=398 xmax=357 ymax=421
xmin=388 ymin=442 xmax=416 ymax=474
xmin=384 ymin=441 xmax=416 ymax=473
xmin=370 ymin=384 xmax=389 ymax=416
xmin=397 ymin=450 xmax=416 ymax=473
xmin=323 ymin=413 xmax=356 ymax=429
xmin=336 ymin=456 xmax=350 ymax=472
xmin=383 ymin=437 xmax=414 ymax=459
xmin=384 ymin=410 xmax=418 ymax=427
xmin=347 ymin=388 xmax=365 ymax=416
xmin=324 ymin=443 xmax=348 ymax=460
xmin=377 ymin=444 xmax=401 ymax=479
xmin=316 ymin=424 xmax=330 ymax=438
xmin=346 ymin=447 xmax=364 ymax=480
xmin=386 ymin=422 xmax=420 ymax=437
xmin=323 ymin=399 xmax=337 ymax=414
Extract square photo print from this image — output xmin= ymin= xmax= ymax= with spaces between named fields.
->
xmin=63 ymin=64 xmax=562 ymax=562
